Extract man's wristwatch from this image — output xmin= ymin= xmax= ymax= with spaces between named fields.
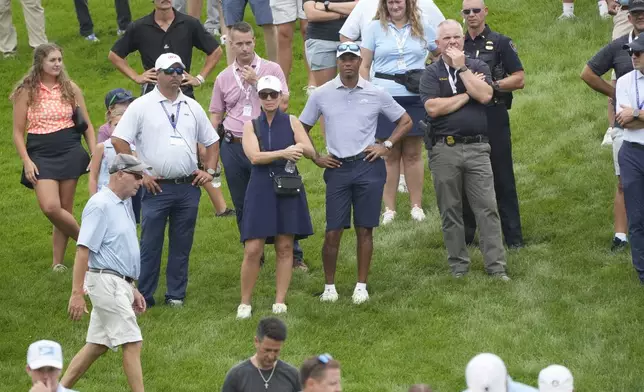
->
xmin=634 ymin=108 xmax=640 ymax=119
xmin=324 ymin=0 xmax=330 ymax=11
xmin=383 ymin=140 xmax=393 ymax=150
xmin=459 ymin=65 xmax=468 ymax=73
xmin=206 ymin=168 xmax=217 ymax=177
xmin=196 ymin=74 xmax=205 ymax=86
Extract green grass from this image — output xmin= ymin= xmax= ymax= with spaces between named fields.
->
xmin=1 ymin=0 xmax=643 ymax=391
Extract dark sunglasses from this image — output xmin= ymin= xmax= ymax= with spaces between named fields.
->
xmin=123 ymin=170 xmax=144 ymax=180
xmin=317 ymin=354 xmax=333 ymax=364
xmin=162 ymin=67 xmax=185 ymax=75
xmin=337 ymin=43 xmax=360 ymax=53
xmin=628 ymin=49 xmax=644 ymax=57
xmin=108 ymin=91 xmax=132 ymax=107
xmin=462 ymin=8 xmax=482 ymax=15
xmin=258 ymin=91 xmax=280 ymax=100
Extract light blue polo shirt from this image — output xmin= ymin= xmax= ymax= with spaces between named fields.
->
xmin=78 ymin=187 xmax=140 ymax=279
xmin=299 ymin=75 xmax=406 ymax=158
xmin=361 ymin=20 xmax=437 ymax=97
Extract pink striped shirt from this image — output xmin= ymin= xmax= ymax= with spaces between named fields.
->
xmin=27 ymin=83 xmax=74 ymax=134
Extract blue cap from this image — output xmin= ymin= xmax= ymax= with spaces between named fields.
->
xmin=104 ymin=88 xmax=135 ymax=109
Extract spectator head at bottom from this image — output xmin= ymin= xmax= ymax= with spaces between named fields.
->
xmin=300 ymin=354 xmax=341 ymax=392
xmin=538 ymin=365 xmax=574 ymax=392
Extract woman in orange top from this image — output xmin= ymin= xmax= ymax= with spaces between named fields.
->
xmin=11 ymin=43 xmax=95 ymax=272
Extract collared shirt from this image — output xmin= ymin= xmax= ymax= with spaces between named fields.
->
xmin=78 ymin=187 xmax=140 ymax=279
xmin=340 ymin=0 xmax=445 ymax=41
xmin=209 ymin=54 xmax=289 ymax=137
xmin=419 ymin=57 xmax=492 ymax=136
xmin=616 ymin=69 xmax=644 ymax=144
xmin=26 ymin=83 xmax=74 ymax=134
xmin=112 ymin=87 xmax=219 ymax=179
xmin=463 ymin=377 xmax=538 ymax=392
xmin=299 ymin=75 xmax=406 ymax=158
xmin=361 ymin=20 xmax=437 ymax=97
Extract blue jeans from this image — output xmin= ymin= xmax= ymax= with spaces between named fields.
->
xmin=619 ymin=141 xmax=644 ymax=282
xmin=138 ymin=183 xmax=201 ymax=306
xmin=221 ymin=140 xmax=304 ymax=259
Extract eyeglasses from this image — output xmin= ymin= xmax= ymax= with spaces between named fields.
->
xmin=108 ymin=91 xmax=132 ymax=107
xmin=258 ymin=91 xmax=280 ymax=100
xmin=317 ymin=354 xmax=333 ymax=364
xmin=462 ymin=8 xmax=482 ymax=15
xmin=337 ymin=43 xmax=360 ymax=53
xmin=628 ymin=49 xmax=644 ymax=57
xmin=123 ymin=170 xmax=143 ymax=180
xmin=162 ymin=67 xmax=185 ymax=75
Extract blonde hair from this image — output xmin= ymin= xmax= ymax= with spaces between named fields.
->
xmin=9 ymin=43 xmax=76 ymax=106
xmin=375 ymin=0 xmax=425 ymax=46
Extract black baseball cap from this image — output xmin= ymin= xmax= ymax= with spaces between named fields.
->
xmin=104 ymin=88 xmax=135 ymax=109
xmin=630 ymin=0 xmax=644 ymax=12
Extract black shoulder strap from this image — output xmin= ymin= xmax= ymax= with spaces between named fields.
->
xmin=252 ymin=118 xmax=263 ymax=152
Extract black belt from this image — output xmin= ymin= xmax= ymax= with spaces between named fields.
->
xmin=374 ymin=72 xmax=397 ymax=81
xmin=88 ymin=268 xmax=135 ymax=283
xmin=157 ymin=175 xmax=196 ymax=184
xmin=625 ymin=141 xmax=644 ymax=150
xmin=435 ymin=135 xmax=488 ymax=146
xmin=224 ymin=130 xmax=243 ymax=143
xmin=332 ymin=152 xmax=367 ymax=162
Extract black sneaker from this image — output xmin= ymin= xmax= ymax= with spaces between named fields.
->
xmin=611 ymin=237 xmax=628 ymax=252
xmin=216 ymin=208 xmax=236 ymax=217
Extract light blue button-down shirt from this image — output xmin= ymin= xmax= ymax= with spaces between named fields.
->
xmin=77 ymin=187 xmax=140 ymax=279
xmin=361 ymin=20 xmax=437 ymax=97
xmin=299 ymin=75 xmax=406 ymax=158
xmin=463 ymin=377 xmax=538 ymax=392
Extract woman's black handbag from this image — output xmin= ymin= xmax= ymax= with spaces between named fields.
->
xmin=374 ymin=69 xmax=425 ymax=94
xmin=72 ymin=105 xmax=88 ymax=133
xmin=252 ymin=119 xmax=303 ymax=197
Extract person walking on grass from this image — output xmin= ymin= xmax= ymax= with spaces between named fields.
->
xmin=61 ymin=154 xmax=149 ymax=392
xmin=11 ymin=43 xmax=95 ymax=272
xmin=26 ymin=340 xmax=77 ymax=392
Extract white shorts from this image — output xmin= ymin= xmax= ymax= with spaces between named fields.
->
xmin=612 ymin=127 xmax=625 ymax=176
xmin=270 ymin=0 xmax=306 ymax=24
xmin=86 ymin=272 xmax=142 ymax=350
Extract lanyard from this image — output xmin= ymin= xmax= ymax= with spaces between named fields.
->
xmin=160 ymin=101 xmax=182 ymax=131
xmin=233 ymin=59 xmax=262 ymax=102
xmin=390 ymin=24 xmax=411 ymax=57
xmin=635 ymin=72 xmax=644 ymax=110
xmin=445 ymin=63 xmax=458 ymax=94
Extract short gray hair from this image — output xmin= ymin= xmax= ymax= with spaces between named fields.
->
xmin=437 ymin=19 xmax=464 ymax=38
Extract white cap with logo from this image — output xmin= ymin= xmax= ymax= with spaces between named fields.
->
xmin=465 ymin=353 xmax=508 ymax=392
xmin=155 ymin=53 xmax=185 ymax=70
xmin=257 ymin=75 xmax=282 ymax=93
xmin=538 ymin=365 xmax=573 ymax=392
xmin=27 ymin=340 xmax=63 ymax=370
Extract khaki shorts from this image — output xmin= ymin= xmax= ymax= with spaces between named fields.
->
xmin=305 ymin=38 xmax=340 ymax=71
xmin=86 ymin=272 xmax=142 ymax=350
xmin=270 ymin=0 xmax=306 ymax=24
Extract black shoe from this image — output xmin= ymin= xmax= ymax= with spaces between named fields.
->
xmin=507 ymin=242 xmax=525 ymax=250
xmin=611 ymin=237 xmax=628 ymax=252
xmin=216 ymin=208 xmax=236 ymax=217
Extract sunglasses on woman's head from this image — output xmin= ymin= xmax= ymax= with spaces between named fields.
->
xmin=337 ymin=43 xmax=360 ymax=53
xmin=162 ymin=67 xmax=185 ymax=75
xmin=258 ymin=91 xmax=280 ymax=100
xmin=462 ymin=8 xmax=482 ymax=15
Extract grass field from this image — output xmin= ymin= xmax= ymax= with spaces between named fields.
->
xmin=2 ymin=0 xmax=643 ymax=391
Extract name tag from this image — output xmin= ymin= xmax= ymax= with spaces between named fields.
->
xmin=396 ymin=58 xmax=407 ymax=70
xmin=242 ymin=104 xmax=252 ymax=117
xmin=170 ymin=135 xmax=184 ymax=146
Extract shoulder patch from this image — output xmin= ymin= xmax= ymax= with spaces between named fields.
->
xmin=509 ymin=40 xmax=518 ymax=53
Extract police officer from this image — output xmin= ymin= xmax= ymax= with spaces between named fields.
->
xmin=461 ymin=0 xmax=525 ymax=249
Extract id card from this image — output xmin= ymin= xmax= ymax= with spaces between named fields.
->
xmin=242 ymin=104 xmax=252 ymax=117
xmin=396 ymin=58 xmax=407 ymax=70
xmin=170 ymin=135 xmax=184 ymax=146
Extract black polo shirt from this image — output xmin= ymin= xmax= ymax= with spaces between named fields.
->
xmin=111 ymin=8 xmax=219 ymax=73
xmin=587 ymin=31 xmax=634 ymax=81
xmin=419 ymin=57 xmax=492 ymax=137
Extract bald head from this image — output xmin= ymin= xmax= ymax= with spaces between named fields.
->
xmin=409 ymin=385 xmax=433 ymax=392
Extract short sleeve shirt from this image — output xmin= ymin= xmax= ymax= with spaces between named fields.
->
xmin=299 ymin=75 xmax=406 ymax=157
xmin=304 ymin=0 xmax=352 ymax=41
xmin=221 ymin=360 xmax=301 ymax=392
xmin=361 ymin=20 xmax=437 ymax=96
xmin=77 ymin=187 xmax=140 ymax=279
xmin=616 ymin=70 xmax=644 ymax=144
xmin=587 ymin=31 xmax=634 ymax=81
xmin=26 ymin=83 xmax=75 ymax=134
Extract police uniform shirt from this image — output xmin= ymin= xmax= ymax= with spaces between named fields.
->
xmin=419 ymin=57 xmax=493 ymax=137
xmin=464 ymin=25 xmax=523 ymax=107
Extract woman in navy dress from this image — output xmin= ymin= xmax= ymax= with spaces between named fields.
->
xmin=237 ymin=75 xmax=315 ymax=319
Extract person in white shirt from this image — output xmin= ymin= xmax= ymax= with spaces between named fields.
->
xmin=538 ymin=365 xmax=574 ymax=392
xmin=26 ymin=340 xmax=77 ymax=392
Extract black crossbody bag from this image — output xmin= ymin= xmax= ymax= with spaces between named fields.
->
xmin=71 ymin=105 xmax=88 ymax=133
xmin=374 ymin=69 xmax=424 ymax=94
xmin=251 ymin=119 xmax=303 ymax=197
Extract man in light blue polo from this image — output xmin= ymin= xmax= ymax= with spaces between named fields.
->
xmin=61 ymin=154 xmax=149 ymax=392
xmin=299 ymin=42 xmax=412 ymax=304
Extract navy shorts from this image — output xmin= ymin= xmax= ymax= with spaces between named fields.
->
xmin=222 ymin=0 xmax=273 ymax=26
xmin=376 ymin=95 xmax=425 ymax=140
xmin=323 ymin=158 xmax=386 ymax=231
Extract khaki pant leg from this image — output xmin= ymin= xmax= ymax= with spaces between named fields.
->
xmin=0 ymin=0 xmax=18 ymax=53
xmin=462 ymin=143 xmax=506 ymax=274
xmin=429 ymin=142 xmax=471 ymax=274
xmin=20 ymin=0 xmax=47 ymax=48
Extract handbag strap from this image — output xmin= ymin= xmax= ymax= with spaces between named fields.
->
xmin=251 ymin=118 xmax=263 ymax=152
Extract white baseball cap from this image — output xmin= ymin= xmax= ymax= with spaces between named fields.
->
xmin=257 ymin=75 xmax=282 ymax=93
xmin=27 ymin=340 xmax=63 ymax=370
xmin=465 ymin=353 xmax=508 ymax=392
xmin=155 ymin=53 xmax=185 ymax=70
xmin=538 ymin=365 xmax=574 ymax=392
xmin=336 ymin=42 xmax=361 ymax=58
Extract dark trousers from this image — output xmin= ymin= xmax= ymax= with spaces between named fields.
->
xmin=463 ymin=104 xmax=523 ymax=247
xmin=138 ymin=183 xmax=201 ymax=306
xmin=220 ymin=140 xmax=303 ymax=259
xmin=73 ymin=0 xmax=131 ymax=36
xmin=618 ymin=141 xmax=644 ymax=282
xmin=132 ymin=187 xmax=142 ymax=224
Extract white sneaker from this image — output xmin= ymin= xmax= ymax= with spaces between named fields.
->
xmin=557 ymin=12 xmax=575 ymax=20
xmin=320 ymin=289 xmax=339 ymax=302
xmin=410 ymin=205 xmax=426 ymax=222
xmin=236 ymin=304 xmax=252 ymax=319
xmin=272 ymin=303 xmax=287 ymax=314
xmin=352 ymin=287 xmax=369 ymax=304
xmin=397 ymin=174 xmax=408 ymax=193
xmin=601 ymin=127 xmax=613 ymax=147
xmin=382 ymin=209 xmax=396 ymax=225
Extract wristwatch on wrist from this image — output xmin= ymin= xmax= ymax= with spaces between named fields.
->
xmin=459 ymin=65 xmax=468 ymax=73
xmin=196 ymin=74 xmax=205 ymax=85
xmin=206 ymin=168 xmax=217 ymax=176
xmin=383 ymin=140 xmax=393 ymax=150
xmin=324 ymin=0 xmax=330 ymax=11
xmin=634 ymin=108 xmax=640 ymax=119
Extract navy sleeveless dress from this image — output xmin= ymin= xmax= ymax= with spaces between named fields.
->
xmin=240 ymin=110 xmax=314 ymax=244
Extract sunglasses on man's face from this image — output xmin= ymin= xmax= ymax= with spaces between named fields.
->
xmin=337 ymin=43 xmax=360 ymax=53
xmin=259 ymin=91 xmax=280 ymax=100
xmin=628 ymin=49 xmax=644 ymax=57
xmin=162 ymin=67 xmax=185 ymax=75
xmin=462 ymin=8 xmax=482 ymax=15
xmin=123 ymin=170 xmax=144 ymax=180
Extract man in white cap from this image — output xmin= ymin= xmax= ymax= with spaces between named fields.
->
xmin=61 ymin=154 xmax=151 ymax=392
xmin=26 ymin=340 xmax=76 ymax=392
xmin=538 ymin=365 xmax=574 ymax=392
xmin=464 ymin=353 xmax=537 ymax=392
xmin=112 ymin=53 xmax=220 ymax=308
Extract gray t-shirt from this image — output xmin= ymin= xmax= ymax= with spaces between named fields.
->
xmin=221 ymin=359 xmax=300 ymax=392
